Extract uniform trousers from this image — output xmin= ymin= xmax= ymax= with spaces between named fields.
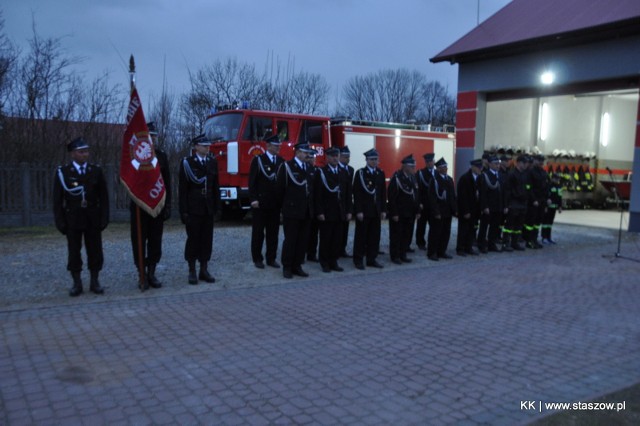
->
xmin=456 ymin=215 xmax=478 ymax=252
xmin=340 ymin=219 xmax=350 ymax=254
xmin=505 ymin=208 xmax=526 ymax=242
xmin=415 ymin=214 xmax=428 ymax=248
xmin=353 ymin=217 xmax=381 ymax=264
xmin=281 ymin=217 xmax=310 ymax=270
xmin=184 ymin=214 xmax=214 ymax=262
xmin=66 ymin=227 xmax=103 ymax=272
xmin=428 ymin=216 xmax=452 ymax=257
xmin=541 ymin=208 xmax=557 ymax=239
xmin=319 ymin=220 xmax=344 ymax=267
xmin=251 ymin=208 xmax=280 ymax=263
xmin=130 ymin=207 xmax=164 ymax=267
xmin=478 ymin=211 xmax=503 ymax=249
xmin=389 ymin=217 xmax=414 ymax=260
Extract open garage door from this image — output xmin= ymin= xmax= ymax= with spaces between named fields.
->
xmin=483 ymin=89 xmax=638 ymax=230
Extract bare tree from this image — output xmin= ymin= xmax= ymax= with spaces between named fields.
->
xmin=0 ymin=11 xmax=18 ymax=119
xmin=341 ymin=68 xmax=456 ymax=126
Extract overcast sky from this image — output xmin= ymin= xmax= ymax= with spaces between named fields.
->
xmin=3 ymin=0 xmax=511 ymax=110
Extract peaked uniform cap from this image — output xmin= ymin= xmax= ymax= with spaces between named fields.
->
xmin=435 ymin=157 xmax=448 ymax=168
xmin=402 ymin=154 xmax=416 ymax=165
xmin=325 ymin=147 xmax=340 ymax=156
xmin=67 ymin=137 xmax=90 ymax=152
xmin=191 ymin=134 xmax=210 ymax=145
xmin=423 ymin=152 xmax=435 ymax=161
xmin=364 ymin=148 xmax=379 ymax=158
xmin=339 ymin=146 xmax=351 ymax=155
xmin=265 ymin=134 xmax=281 ymax=145
xmin=470 ymin=159 xmax=483 ymax=167
xmin=147 ymin=122 xmax=158 ymax=135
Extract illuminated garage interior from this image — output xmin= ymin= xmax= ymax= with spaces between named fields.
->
xmin=431 ymin=0 xmax=640 ymax=231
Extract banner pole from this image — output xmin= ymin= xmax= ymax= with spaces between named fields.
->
xmin=130 ymin=55 xmax=146 ymax=292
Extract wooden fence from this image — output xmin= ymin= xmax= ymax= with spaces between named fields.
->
xmin=0 ymin=163 xmax=178 ymax=227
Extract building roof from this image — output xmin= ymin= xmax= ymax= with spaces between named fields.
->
xmin=431 ymin=0 xmax=640 ymax=64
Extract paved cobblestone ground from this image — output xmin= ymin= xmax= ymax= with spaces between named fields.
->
xmin=1 ymin=220 xmax=640 ymax=425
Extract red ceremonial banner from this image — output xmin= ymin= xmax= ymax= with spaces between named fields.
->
xmin=119 ymin=88 xmax=166 ymax=217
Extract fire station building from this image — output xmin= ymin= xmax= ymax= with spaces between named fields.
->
xmin=431 ymin=0 xmax=640 ymax=231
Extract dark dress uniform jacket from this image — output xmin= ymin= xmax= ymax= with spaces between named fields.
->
xmin=479 ymin=169 xmax=503 ymax=212
xmin=179 ymin=154 xmax=221 ymax=218
xmin=277 ymin=159 xmax=313 ymax=219
xmin=456 ymin=170 xmax=480 ymax=218
xmin=315 ymin=166 xmax=352 ymax=221
xmin=504 ymin=168 xmax=530 ymax=210
xmin=53 ymin=162 xmax=109 ymax=233
xmin=249 ymin=153 xmax=284 ymax=210
xmin=353 ymin=167 xmax=387 ymax=217
xmin=429 ymin=173 xmax=457 ymax=218
xmin=417 ymin=167 xmax=434 ymax=215
xmin=387 ymin=171 xmax=419 ymax=218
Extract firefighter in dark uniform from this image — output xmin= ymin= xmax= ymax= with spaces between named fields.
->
xmin=53 ymin=137 xmax=109 ymax=297
xmin=179 ymin=134 xmax=221 ymax=284
xmin=502 ymin=155 xmax=530 ymax=252
xmin=477 ymin=155 xmax=504 ymax=252
xmin=387 ymin=154 xmax=420 ymax=264
xmin=541 ymin=173 xmax=563 ymax=244
xmin=306 ymin=149 xmax=320 ymax=262
xmin=415 ymin=152 xmax=435 ymax=251
xmin=314 ymin=147 xmax=352 ymax=272
xmin=352 ymin=148 xmax=387 ymax=270
xmin=456 ymin=159 xmax=482 ymax=256
xmin=427 ymin=157 xmax=457 ymax=261
xmin=130 ymin=122 xmax=171 ymax=290
xmin=338 ymin=146 xmax=355 ymax=257
xmin=276 ymin=142 xmax=315 ymax=279
xmin=248 ymin=134 xmax=284 ymax=269
xmin=524 ymin=154 xmax=550 ymax=249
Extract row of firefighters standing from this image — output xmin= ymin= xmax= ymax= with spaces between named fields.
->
xmin=53 ymin=126 xmax=563 ymax=296
xmin=250 ymin=137 xmax=563 ymax=279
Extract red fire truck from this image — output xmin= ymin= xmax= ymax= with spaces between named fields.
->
xmin=203 ymin=107 xmax=455 ymax=218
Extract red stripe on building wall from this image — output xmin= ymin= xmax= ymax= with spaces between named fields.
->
xmin=457 ymin=91 xmax=478 ymax=110
xmin=456 ymin=130 xmax=476 ymax=148
xmin=456 ymin=110 xmax=477 ymax=130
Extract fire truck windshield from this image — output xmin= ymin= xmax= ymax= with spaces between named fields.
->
xmin=203 ymin=112 xmax=243 ymax=142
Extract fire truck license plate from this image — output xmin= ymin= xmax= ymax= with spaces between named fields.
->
xmin=219 ymin=187 xmax=238 ymax=200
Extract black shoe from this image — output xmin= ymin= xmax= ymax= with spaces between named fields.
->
xmin=267 ymin=260 xmax=281 ymax=268
xmin=428 ymin=255 xmax=439 ymax=261
xmin=439 ymin=253 xmax=453 ymax=259
xmin=502 ymin=245 xmax=514 ymax=253
xmin=90 ymin=272 xmax=104 ymax=294
xmin=406 ymin=248 xmax=415 ymax=253
xmin=331 ymin=265 xmax=344 ymax=272
xmin=378 ymin=250 xmax=385 ymax=255
xmin=340 ymin=252 xmax=352 ymax=258
xmin=283 ymin=269 xmax=293 ymax=279
xmin=69 ymin=286 xmax=83 ymax=297
xmin=465 ymin=249 xmax=479 ymax=256
xmin=391 ymin=258 xmax=403 ymax=265
xmin=321 ymin=265 xmax=331 ymax=273
xmin=479 ymin=247 xmax=488 ymax=254
xmin=487 ymin=244 xmax=500 ymax=252
xmin=307 ymin=255 xmax=318 ymax=262
xmin=417 ymin=245 xmax=426 ymax=251
xmin=534 ymin=241 xmax=544 ymax=249
xmin=254 ymin=261 xmax=265 ymax=269
xmin=188 ymin=270 xmax=198 ymax=285
xmin=366 ymin=260 xmax=384 ymax=268
xmin=401 ymin=257 xmax=412 ymax=263
xmin=456 ymin=250 xmax=467 ymax=257
xmin=147 ymin=265 xmax=162 ymax=288
xmin=293 ymin=267 xmax=309 ymax=277
xmin=354 ymin=263 xmax=365 ymax=270
xmin=512 ymin=244 xmax=525 ymax=251
xmin=199 ymin=270 xmax=216 ymax=283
